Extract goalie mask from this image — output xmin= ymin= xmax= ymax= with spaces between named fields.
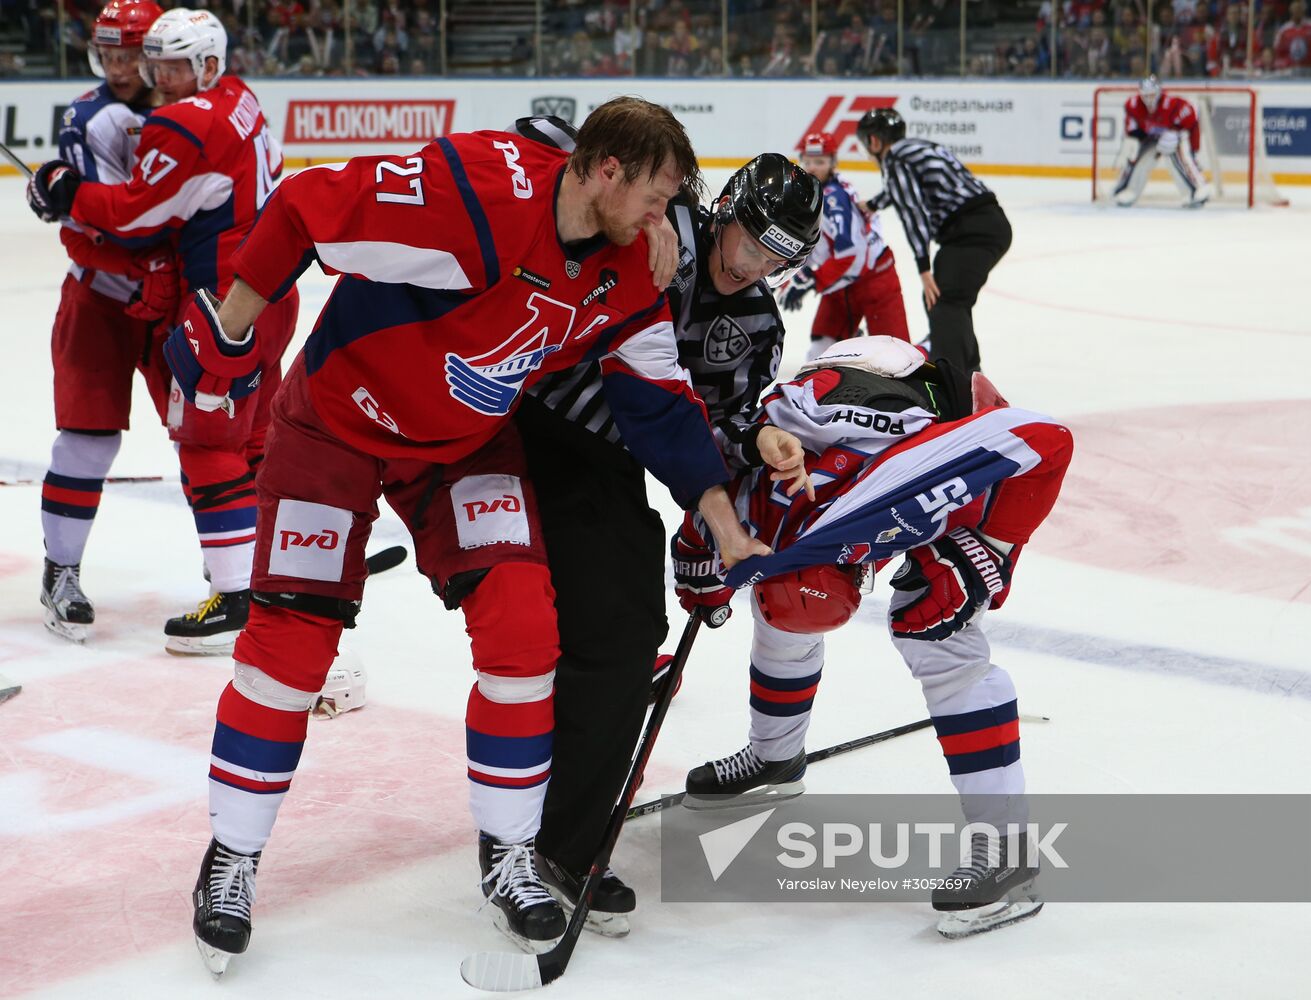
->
xmin=312 ymin=648 xmax=368 ymax=719
xmin=754 ymin=565 xmax=862 ymax=635
xmin=1139 ymin=75 xmax=1162 ymax=112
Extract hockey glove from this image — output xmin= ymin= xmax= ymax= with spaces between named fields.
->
xmin=650 ymin=653 xmax=684 ymax=706
xmin=671 ymin=526 xmax=732 ymax=627
xmin=125 ymin=249 xmax=181 ymax=323
xmin=889 ymin=527 xmax=1012 ymax=642
xmin=27 ymin=159 xmax=81 ymax=223
xmin=780 ymin=268 xmax=816 ymax=312
xmin=163 ymin=290 xmax=262 ymax=418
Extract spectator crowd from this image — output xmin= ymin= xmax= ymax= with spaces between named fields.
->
xmin=2 ymin=0 xmax=1309 ymax=79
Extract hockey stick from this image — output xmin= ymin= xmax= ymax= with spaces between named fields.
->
xmin=0 ymin=141 xmax=33 ymax=178
xmin=625 ymin=713 xmax=1052 ymax=819
xmin=0 ymin=475 xmax=169 ymax=487
xmin=0 ymin=673 xmax=21 ymax=705
xmin=364 ymin=545 xmax=407 ymax=575
xmin=460 ymin=606 xmax=722 ymax=992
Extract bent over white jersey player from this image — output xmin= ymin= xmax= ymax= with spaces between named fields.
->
xmin=670 ymin=336 xmax=1073 ymax=938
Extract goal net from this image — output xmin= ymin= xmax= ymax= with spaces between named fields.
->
xmin=1091 ymin=85 xmax=1288 ymax=208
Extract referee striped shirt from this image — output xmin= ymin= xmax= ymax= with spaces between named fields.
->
xmin=868 ymin=138 xmax=994 ymax=274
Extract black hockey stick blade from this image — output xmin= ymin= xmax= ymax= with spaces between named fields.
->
xmin=0 ymin=141 xmax=33 ymax=178
xmin=626 ymin=717 xmax=935 ymax=819
xmin=364 ymin=545 xmax=407 ymax=575
xmin=460 ymin=609 xmax=708 ymax=992
xmin=0 ymin=673 xmax=21 ymax=705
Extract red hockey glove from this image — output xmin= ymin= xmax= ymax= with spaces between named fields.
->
xmin=649 ymin=653 xmax=685 ymax=706
xmin=27 ymin=159 xmax=81 ymax=222
xmin=671 ymin=526 xmax=732 ymax=628
xmin=125 ymin=249 xmax=181 ymax=323
xmin=163 ymin=290 xmax=261 ymax=418
xmin=889 ymin=527 xmax=1012 ymax=642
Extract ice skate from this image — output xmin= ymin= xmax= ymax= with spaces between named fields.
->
xmin=535 ymin=851 xmax=636 ymax=937
xmin=164 ymin=589 xmax=249 ymax=656
xmin=934 ymin=831 xmax=1043 ymax=939
xmin=684 ymin=745 xmax=806 ymax=809
xmin=192 ymin=838 xmax=260 ymax=977
xmin=478 ymin=835 xmax=565 ymax=953
xmin=40 ymin=558 xmax=93 ymax=643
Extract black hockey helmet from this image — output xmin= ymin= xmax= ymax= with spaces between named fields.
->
xmin=713 ymin=153 xmax=822 ymax=265
xmin=856 ymin=108 xmax=906 ymax=153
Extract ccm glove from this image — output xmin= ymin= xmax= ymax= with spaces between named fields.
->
xmin=163 ymin=290 xmax=262 ymax=416
xmin=780 ymin=267 xmax=816 ymax=312
xmin=125 ymin=249 xmax=181 ymax=323
xmin=671 ymin=526 xmax=733 ymax=627
xmin=27 ymin=159 xmax=81 ymax=222
xmin=889 ymin=527 xmax=1012 ymax=642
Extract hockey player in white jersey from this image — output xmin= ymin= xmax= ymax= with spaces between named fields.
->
xmin=671 ymin=336 xmax=1074 ymax=937
xmin=31 ymin=0 xmax=170 ymax=642
xmin=782 ymin=131 xmax=910 ymax=361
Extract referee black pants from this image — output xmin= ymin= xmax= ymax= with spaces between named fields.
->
xmin=515 ymin=398 xmax=669 ymax=874
xmin=928 ymin=202 xmax=1012 ymax=372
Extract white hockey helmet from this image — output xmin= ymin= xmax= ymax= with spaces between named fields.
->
xmin=312 ymin=648 xmax=368 ymax=719
xmin=139 ymin=8 xmax=227 ymax=91
xmin=1139 ymin=75 xmax=1162 ymax=111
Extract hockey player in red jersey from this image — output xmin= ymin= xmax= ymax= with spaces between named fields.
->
xmin=27 ymin=7 xmax=297 ymax=655
xmin=1112 ymin=75 xmax=1210 ymax=208
xmin=671 ymin=336 xmax=1073 ymax=939
xmin=163 ymin=97 xmax=772 ymax=972
xmin=26 ymin=0 xmax=165 ymax=643
xmin=783 ymin=131 xmax=910 ymax=360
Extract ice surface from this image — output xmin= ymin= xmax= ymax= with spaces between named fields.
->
xmin=1 ymin=171 xmax=1307 ymax=999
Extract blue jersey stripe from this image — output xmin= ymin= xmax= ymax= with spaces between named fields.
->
xmin=435 ymin=137 xmax=500 ymax=288
xmin=211 ymin=721 xmax=305 ymax=774
xmin=932 ymin=699 xmax=1019 ymax=738
xmin=466 ymin=729 xmax=553 ymax=770
xmin=749 ymin=663 xmax=822 ymax=693
xmin=151 ymin=114 xmax=204 ymax=150
xmin=303 ymin=276 xmax=470 ymax=376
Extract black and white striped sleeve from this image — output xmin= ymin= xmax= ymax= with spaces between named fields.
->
xmin=883 ymin=153 xmax=935 ymax=274
xmin=504 ymin=115 xmax=578 ymax=152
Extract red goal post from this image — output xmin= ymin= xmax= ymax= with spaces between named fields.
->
xmin=1091 ymin=84 xmax=1287 ymax=208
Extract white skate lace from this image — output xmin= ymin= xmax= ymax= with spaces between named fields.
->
xmin=208 ymin=845 xmax=258 ymax=921
xmin=951 ymin=833 xmax=1003 ymax=881
xmin=480 ymin=841 xmax=555 ymax=910
xmin=712 ymin=746 xmax=766 ymax=784
xmin=50 ymin=565 xmax=89 ymax=609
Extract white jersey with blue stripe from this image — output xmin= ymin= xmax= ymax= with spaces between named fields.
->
xmin=804 ymin=172 xmax=888 ymax=295
xmin=57 ymin=83 xmax=149 ymax=302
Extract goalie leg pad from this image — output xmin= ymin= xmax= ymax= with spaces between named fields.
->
xmin=1113 ymin=141 xmax=1156 ymax=206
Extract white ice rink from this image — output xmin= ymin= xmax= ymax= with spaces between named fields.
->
xmin=1 ymin=169 xmax=1308 ymax=999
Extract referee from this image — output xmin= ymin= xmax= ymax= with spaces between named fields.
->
xmin=510 ymin=128 xmax=820 ymax=929
xmin=858 ymin=108 xmax=1011 ymax=372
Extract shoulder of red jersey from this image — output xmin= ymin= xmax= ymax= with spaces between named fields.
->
xmin=143 ymin=94 xmax=218 ymax=152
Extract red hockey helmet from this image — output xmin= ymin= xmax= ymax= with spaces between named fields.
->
xmin=89 ymin=0 xmax=164 ymax=78
xmin=753 ymin=565 xmax=862 ymax=635
xmin=800 ymin=131 xmax=839 ymax=159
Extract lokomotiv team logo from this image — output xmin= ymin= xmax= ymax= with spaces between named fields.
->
xmin=445 ymin=292 xmax=577 ymax=415
xmin=798 ymin=95 xmax=899 ymax=158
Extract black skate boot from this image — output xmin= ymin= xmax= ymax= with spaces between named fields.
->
xmin=164 ymin=589 xmax=250 ymax=656
xmin=40 ymin=558 xmax=94 ymax=643
xmin=534 ymin=851 xmax=637 ymax=938
xmin=479 ymin=835 xmax=566 ymax=953
xmin=684 ymin=745 xmax=807 ymax=809
xmin=933 ymin=831 xmax=1043 ymax=939
xmin=193 ymin=838 xmax=260 ymax=977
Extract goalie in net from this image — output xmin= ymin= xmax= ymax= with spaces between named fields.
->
xmin=1112 ymin=76 xmax=1210 ymax=209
